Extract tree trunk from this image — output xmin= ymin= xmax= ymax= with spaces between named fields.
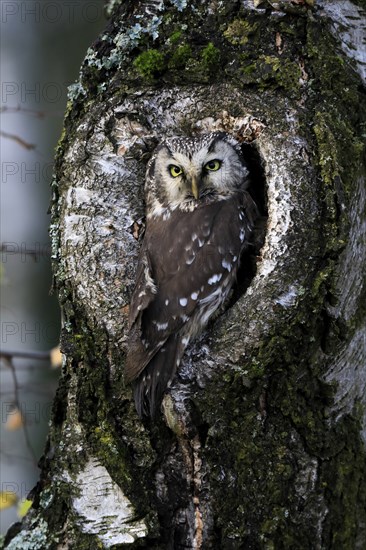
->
xmin=4 ymin=1 xmax=366 ymax=548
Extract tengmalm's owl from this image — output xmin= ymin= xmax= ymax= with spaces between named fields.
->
xmin=126 ymin=132 xmax=257 ymax=417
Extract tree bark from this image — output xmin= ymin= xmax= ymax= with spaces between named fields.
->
xmin=4 ymin=1 xmax=366 ymax=549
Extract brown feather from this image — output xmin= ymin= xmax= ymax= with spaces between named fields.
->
xmin=125 ymin=133 xmax=258 ymax=417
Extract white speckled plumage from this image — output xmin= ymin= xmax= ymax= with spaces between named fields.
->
xmin=126 ymin=132 xmax=258 ymax=417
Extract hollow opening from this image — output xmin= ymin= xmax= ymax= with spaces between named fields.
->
xmin=231 ymin=142 xmax=268 ymax=302
xmin=242 ymin=142 xmax=268 ymax=219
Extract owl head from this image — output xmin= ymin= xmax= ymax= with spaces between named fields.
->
xmin=145 ymin=132 xmax=249 ymax=215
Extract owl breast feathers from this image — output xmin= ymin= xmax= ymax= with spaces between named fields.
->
xmin=126 ymin=132 xmax=258 ymax=417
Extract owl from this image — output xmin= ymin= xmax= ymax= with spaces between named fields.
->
xmin=125 ymin=132 xmax=257 ymax=418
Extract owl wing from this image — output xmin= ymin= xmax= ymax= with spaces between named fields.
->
xmin=126 ymin=192 xmax=256 ymax=388
xmin=141 ymin=191 xmax=257 ymax=339
xmin=125 ymin=230 xmax=190 ymax=385
xmin=125 ymin=243 xmax=162 ymax=382
xmin=128 ymin=243 xmax=155 ymax=328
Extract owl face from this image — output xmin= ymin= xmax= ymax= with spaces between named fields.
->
xmin=146 ymin=132 xmax=249 ymax=216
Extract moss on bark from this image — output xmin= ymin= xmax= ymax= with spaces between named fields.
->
xmin=5 ymin=1 xmax=366 ymax=548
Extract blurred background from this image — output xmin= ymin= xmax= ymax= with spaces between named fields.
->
xmin=0 ymin=0 xmax=105 ymax=534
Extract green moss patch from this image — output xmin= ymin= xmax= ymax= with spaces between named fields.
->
xmin=133 ymin=49 xmax=166 ymax=80
xmin=224 ymin=19 xmax=259 ymax=46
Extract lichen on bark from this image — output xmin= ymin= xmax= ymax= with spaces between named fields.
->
xmin=4 ymin=1 xmax=366 ymax=549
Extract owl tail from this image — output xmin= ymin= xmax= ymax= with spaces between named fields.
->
xmin=133 ymin=335 xmax=185 ymax=418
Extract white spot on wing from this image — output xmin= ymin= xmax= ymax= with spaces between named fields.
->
xmin=182 ymin=336 xmax=189 ymax=346
xmin=165 ymin=299 xmax=169 ymax=306
xmin=191 ymin=292 xmax=198 ymax=300
xmin=239 ymin=229 xmax=245 ymax=242
xmin=222 ymin=259 xmax=232 ymax=272
xmin=208 ymin=273 xmax=223 ymax=285
xmin=144 ymin=265 xmax=157 ymax=294
xmin=186 ymin=253 xmax=195 ymax=265
xmin=153 ymin=321 xmax=168 ymax=331
xmin=179 ymin=298 xmax=188 ymax=306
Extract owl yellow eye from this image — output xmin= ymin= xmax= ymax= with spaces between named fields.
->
xmin=205 ymin=159 xmax=221 ymax=171
xmin=169 ymin=165 xmax=183 ymax=177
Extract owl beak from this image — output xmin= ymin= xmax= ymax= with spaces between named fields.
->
xmin=191 ymin=177 xmax=199 ymax=200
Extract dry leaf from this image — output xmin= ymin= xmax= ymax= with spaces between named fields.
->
xmin=133 ymin=222 xmax=142 ymax=240
xmin=50 ymin=346 xmax=62 ymax=368
xmin=5 ymin=407 xmax=23 ymax=431
xmin=0 ymin=491 xmax=18 ymax=510
xmin=18 ymin=498 xmax=32 ymax=518
xmin=276 ymin=32 xmax=283 ymax=54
